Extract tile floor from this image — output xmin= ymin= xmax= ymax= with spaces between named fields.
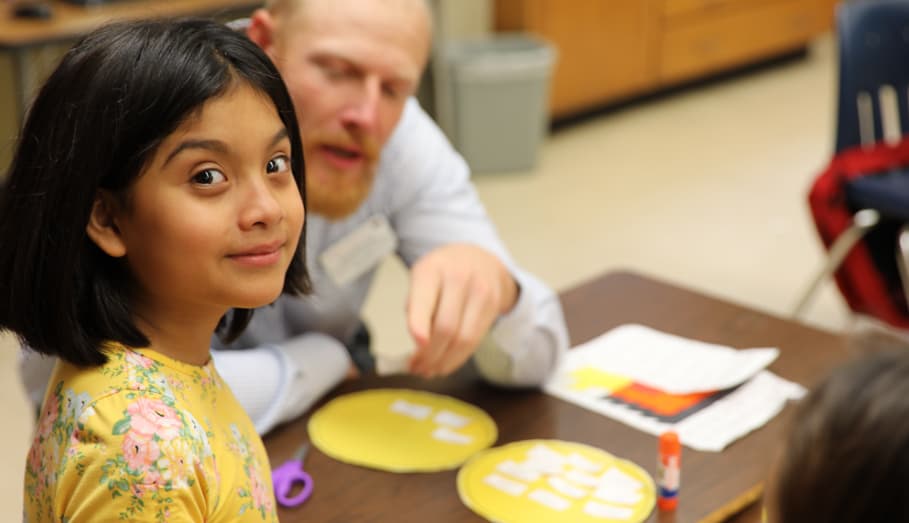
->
xmin=0 ymin=35 xmax=849 ymax=520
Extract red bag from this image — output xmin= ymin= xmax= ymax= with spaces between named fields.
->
xmin=809 ymin=138 xmax=909 ymax=328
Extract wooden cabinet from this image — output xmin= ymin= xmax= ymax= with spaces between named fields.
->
xmin=495 ymin=0 xmax=836 ymax=119
xmin=658 ymin=0 xmax=831 ymax=84
xmin=495 ymin=0 xmax=656 ymax=117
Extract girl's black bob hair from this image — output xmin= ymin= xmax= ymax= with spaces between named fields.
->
xmin=0 ymin=17 xmax=310 ymax=367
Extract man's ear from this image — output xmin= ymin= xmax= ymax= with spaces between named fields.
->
xmin=85 ymin=191 xmax=127 ymax=258
xmin=248 ymin=8 xmax=279 ymax=58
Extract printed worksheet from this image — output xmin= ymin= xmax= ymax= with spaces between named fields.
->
xmin=544 ymin=324 xmax=806 ymax=451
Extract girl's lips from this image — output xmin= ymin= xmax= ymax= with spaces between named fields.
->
xmin=229 ymin=250 xmax=282 ymax=267
xmin=229 ymin=242 xmax=284 ymax=267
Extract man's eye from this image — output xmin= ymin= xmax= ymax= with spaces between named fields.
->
xmin=323 ymin=63 xmax=357 ymax=81
xmin=266 ymin=156 xmax=290 ymax=174
xmin=382 ymin=84 xmax=399 ymax=99
xmin=191 ymin=169 xmax=226 ymax=185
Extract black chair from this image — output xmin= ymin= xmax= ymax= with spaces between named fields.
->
xmin=795 ymin=0 xmax=909 ymax=328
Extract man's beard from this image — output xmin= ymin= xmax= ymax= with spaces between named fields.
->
xmin=302 ymin=130 xmax=381 ymax=220
xmin=305 ymin=165 xmax=376 ymax=220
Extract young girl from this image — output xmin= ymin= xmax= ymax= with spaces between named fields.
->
xmin=770 ymin=349 xmax=909 ymax=522
xmin=0 ymin=18 xmax=308 ymax=522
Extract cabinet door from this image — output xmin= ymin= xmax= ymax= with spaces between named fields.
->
xmin=497 ymin=0 xmax=657 ymax=118
xmin=658 ymin=0 xmax=830 ymax=85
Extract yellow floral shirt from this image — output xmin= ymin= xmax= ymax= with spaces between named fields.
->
xmin=24 ymin=344 xmax=277 ymax=523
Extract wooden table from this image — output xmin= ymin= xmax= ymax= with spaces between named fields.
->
xmin=1 ymin=0 xmax=262 ymax=119
xmin=264 ymin=270 xmax=853 ymax=523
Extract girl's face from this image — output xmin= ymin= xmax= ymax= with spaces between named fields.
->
xmin=106 ymin=82 xmax=304 ymax=321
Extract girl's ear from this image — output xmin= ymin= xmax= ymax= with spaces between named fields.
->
xmin=248 ymin=9 xmax=279 ymax=58
xmin=85 ymin=191 xmax=127 ymax=258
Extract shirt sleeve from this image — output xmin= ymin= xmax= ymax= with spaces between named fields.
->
xmin=381 ymin=99 xmax=570 ymax=387
xmin=51 ymin=394 xmax=207 ymax=522
xmin=211 ymin=334 xmax=352 ymax=434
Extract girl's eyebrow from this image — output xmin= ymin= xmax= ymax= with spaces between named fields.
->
xmin=162 ymin=128 xmax=289 ymax=167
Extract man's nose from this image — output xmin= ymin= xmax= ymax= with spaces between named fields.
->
xmin=341 ymin=77 xmax=381 ymax=132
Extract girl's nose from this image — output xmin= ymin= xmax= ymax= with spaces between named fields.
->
xmin=239 ymin=177 xmax=283 ymax=229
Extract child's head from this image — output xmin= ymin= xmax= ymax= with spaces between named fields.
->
xmin=0 ymin=18 xmax=309 ymax=367
xmin=771 ymin=350 xmax=909 ymax=522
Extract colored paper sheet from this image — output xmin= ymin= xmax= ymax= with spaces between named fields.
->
xmin=458 ymin=440 xmax=655 ymax=523
xmin=308 ymin=389 xmax=497 ymax=472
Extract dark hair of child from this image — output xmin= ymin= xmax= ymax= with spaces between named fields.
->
xmin=773 ymin=349 xmax=909 ymax=523
xmin=0 ymin=17 xmax=310 ymax=367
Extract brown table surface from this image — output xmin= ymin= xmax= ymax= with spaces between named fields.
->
xmin=264 ymin=269 xmax=854 ymax=523
xmin=0 ymin=0 xmax=261 ymax=49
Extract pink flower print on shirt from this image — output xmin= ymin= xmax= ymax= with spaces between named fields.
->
xmin=27 ymin=443 xmax=43 ymax=473
xmin=122 ymin=431 xmax=161 ymax=473
xmin=231 ymin=424 xmax=275 ymax=519
xmin=37 ymin=393 xmax=59 ymax=440
xmin=141 ymin=467 xmax=163 ymax=493
xmin=26 ymin=446 xmax=47 ymax=502
xmin=249 ymin=467 xmax=274 ymax=514
xmin=126 ymin=398 xmax=182 ymax=441
xmin=125 ymin=350 xmax=154 ymax=370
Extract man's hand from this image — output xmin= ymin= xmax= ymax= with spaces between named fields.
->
xmin=406 ymin=243 xmax=519 ymax=378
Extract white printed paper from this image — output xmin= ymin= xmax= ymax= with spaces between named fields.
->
xmin=389 ymin=399 xmax=432 ymax=420
xmin=432 ymin=426 xmax=473 ymax=445
xmin=567 ymin=452 xmax=603 ymax=473
xmin=564 ymin=469 xmax=601 ymax=488
xmin=553 ymin=324 xmax=779 ymax=394
xmin=544 ymin=324 xmax=807 ymax=452
xmin=528 ymin=488 xmax=571 ymax=511
xmin=523 ymin=444 xmax=566 ymax=475
xmin=548 ymin=476 xmax=589 ymax=499
xmin=434 ymin=409 xmax=470 ymax=429
xmin=599 ymin=467 xmax=643 ymax=491
xmin=496 ymin=460 xmax=542 ymax=482
xmin=592 ymin=484 xmax=642 ymax=505
xmin=483 ymin=473 xmax=527 ymax=496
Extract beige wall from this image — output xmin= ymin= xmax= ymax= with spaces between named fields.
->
xmin=0 ymin=52 xmax=19 ymax=177
xmin=0 ymin=43 xmax=73 ymax=177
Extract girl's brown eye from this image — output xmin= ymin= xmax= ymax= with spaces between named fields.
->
xmin=191 ymin=169 xmax=226 ymax=185
xmin=266 ymin=156 xmax=290 ymax=174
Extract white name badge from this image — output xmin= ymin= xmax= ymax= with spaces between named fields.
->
xmin=319 ymin=215 xmax=398 ymax=286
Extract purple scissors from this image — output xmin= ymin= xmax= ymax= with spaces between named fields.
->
xmin=272 ymin=443 xmax=314 ymax=508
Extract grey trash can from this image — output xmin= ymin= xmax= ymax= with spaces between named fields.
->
xmin=448 ymin=33 xmax=556 ymax=173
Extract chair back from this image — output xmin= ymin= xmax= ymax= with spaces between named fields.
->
xmin=836 ymin=0 xmax=909 ymax=152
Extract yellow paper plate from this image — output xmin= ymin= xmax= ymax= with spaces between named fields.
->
xmin=458 ymin=439 xmax=655 ymax=523
xmin=308 ymin=388 xmax=498 ymax=472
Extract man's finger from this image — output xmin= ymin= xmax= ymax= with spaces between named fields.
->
xmin=439 ymin=299 xmax=491 ymax=376
xmin=406 ymin=265 xmax=442 ymax=349
xmin=412 ymin=271 xmax=467 ymax=376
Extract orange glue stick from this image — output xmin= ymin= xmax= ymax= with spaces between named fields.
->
xmin=657 ymin=430 xmax=681 ymax=511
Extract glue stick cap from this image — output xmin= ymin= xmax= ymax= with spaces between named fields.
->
xmin=659 ymin=431 xmax=680 ymax=454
